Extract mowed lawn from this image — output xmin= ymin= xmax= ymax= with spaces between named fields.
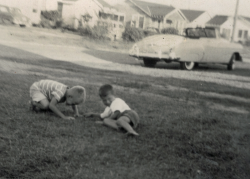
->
xmin=0 ymin=49 xmax=250 ymax=179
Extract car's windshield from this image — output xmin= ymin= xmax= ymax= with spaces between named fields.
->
xmin=186 ymin=28 xmax=216 ymax=38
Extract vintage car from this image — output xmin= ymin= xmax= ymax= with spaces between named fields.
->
xmin=129 ymin=27 xmax=243 ymax=70
xmin=0 ymin=4 xmax=30 ymax=27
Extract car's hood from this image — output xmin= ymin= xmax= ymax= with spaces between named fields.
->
xmin=135 ymin=34 xmax=185 ymax=53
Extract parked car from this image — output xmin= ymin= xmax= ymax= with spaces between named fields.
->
xmin=0 ymin=4 xmax=30 ymax=27
xmin=129 ymin=27 xmax=243 ymax=70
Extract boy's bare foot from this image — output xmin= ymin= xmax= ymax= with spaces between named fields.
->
xmin=126 ymin=131 xmax=139 ymax=136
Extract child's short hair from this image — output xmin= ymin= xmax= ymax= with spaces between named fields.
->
xmin=99 ymin=84 xmax=113 ymax=98
xmin=72 ymin=86 xmax=86 ymax=103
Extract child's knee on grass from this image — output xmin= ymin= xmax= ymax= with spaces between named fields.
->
xmin=38 ymin=99 xmax=50 ymax=110
xmin=103 ymin=118 xmax=119 ymax=130
xmin=116 ymin=116 xmax=131 ymax=127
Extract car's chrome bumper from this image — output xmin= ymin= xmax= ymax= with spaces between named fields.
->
xmin=129 ymin=45 xmax=179 ymax=60
xmin=129 ymin=52 xmax=180 ymax=61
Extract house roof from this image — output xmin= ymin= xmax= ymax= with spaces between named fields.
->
xmin=130 ymin=0 xmax=175 ymax=19
xmin=180 ymin=9 xmax=205 ymax=22
xmin=206 ymin=15 xmax=229 ymax=26
xmin=241 ymin=16 xmax=250 ymax=23
xmin=96 ymin=0 xmax=113 ymax=9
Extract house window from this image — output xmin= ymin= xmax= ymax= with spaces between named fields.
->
xmin=119 ymin=16 xmax=124 ymax=22
xmin=114 ymin=15 xmax=118 ymax=21
xmin=244 ymin=30 xmax=248 ymax=39
xmin=166 ymin=19 xmax=172 ymax=24
xmin=139 ymin=16 xmax=144 ymax=28
xmin=238 ymin=30 xmax=242 ymax=38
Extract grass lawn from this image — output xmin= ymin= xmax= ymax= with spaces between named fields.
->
xmin=1 ymin=53 xmax=250 ymax=178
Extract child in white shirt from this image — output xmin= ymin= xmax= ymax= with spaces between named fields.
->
xmin=85 ymin=84 xmax=139 ymax=136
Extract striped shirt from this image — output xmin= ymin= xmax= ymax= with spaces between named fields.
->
xmin=32 ymin=80 xmax=68 ymax=102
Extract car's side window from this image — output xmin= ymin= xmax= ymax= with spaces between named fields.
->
xmin=205 ymin=29 xmax=216 ymax=38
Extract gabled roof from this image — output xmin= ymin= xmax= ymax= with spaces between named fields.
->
xmin=206 ymin=15 xmax=229 ymax=26
xmin=96 ymin=0 xmax=113 ymax=9
xmin=241 ymin=16 xmax=250 ymax=23
xmin=130 ymin=0 xmax=175 ymax=19
xmin=180 ymin=9 xmax=205 ymax=22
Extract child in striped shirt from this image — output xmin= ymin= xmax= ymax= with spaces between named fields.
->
xmin=29 ymin=79 xmax=86 ymax=120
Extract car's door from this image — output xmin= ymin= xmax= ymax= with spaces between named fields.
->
xmin=202 ymin=29 xmax=230 ymax=63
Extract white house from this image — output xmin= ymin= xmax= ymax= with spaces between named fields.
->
xmin=116 ymin=0 xmax=187 ymax=33
xmin=57 ymin=0 xmax=124 ymax=29
xmin=180 ymin=9 xmax=211 ymax=28
xmin=206 ymin=15 xmax=250 ymax=42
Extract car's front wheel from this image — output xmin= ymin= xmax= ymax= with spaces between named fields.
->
xmin=143 ymin=58 xmax=157 ymax=67
xmin=227 ymin=54 xmax=235 ymax=70
xmin=180 ymin=62 xmax=195 ymax=70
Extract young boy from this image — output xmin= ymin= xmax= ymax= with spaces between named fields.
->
xmin=85 ymin=84 xmax=139 ymax=136
xmin=29 ymin=79 xmax=86 ymax=120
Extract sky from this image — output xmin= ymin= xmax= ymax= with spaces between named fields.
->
xmin=0 ymin=0 xmax=250 ymax=17
xmin=106 ymin=0 xmax=250 ymax=17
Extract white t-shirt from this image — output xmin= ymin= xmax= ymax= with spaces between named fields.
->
xmin=100 ymin=98 xmax=131 ymax=119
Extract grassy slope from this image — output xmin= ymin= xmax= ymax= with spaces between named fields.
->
xmin=1 ymin=54 xmax=250 ymax=179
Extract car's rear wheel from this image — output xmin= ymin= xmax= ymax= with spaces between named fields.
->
xmin=227 ymin=54 xmax=235 ymax=71
xmin=180 ymin=62 xmax=195 ymax=70
xmin=143 ymin=58 xmax=157 ymax=67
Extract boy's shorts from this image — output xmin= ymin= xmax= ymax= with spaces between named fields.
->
xmin=30 ymin=82 xmax=46 ymax=102
xmin=120 ymin=110 xmax=140 ymax=129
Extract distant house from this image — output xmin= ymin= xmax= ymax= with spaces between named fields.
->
xmin=115 ymin=0 xmax=187 ymax=33
xmin=57 ymin=0 xmax=125 ymax=30
xmin=97 ymin=0 xmax=125 ymax=25
xmin=180 ymin=9 xmax=211 ymax=28
xmin=206 ymin=15 xmax=250 ymax=42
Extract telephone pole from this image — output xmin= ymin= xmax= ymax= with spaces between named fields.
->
xmin=231 ymin=0 xmax=240 ymax=42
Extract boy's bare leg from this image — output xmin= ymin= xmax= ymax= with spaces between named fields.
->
xmin=103 ymin=118 xmax=119 ymax=130
xmin=117 ymin=116 xmax=139 ymax=136
xmin=33 ymin=99 xmax=49 ymax=110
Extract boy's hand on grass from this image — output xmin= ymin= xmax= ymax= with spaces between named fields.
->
xmin=74 ymin=113 xmax=82 ymax=118
xmin=84 ymin=113 xmax=93 ymax=118
xmin=63 ymin=116 xmax=75 ymax=120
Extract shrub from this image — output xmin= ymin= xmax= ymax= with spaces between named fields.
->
xmin=143 ymin=30 xmax=158 ymax=37
xmin=122 ymin=27 xmax=144 ymax=42
xmin=41 ymin=11 xmax=60 ymax=21
xmin=161 ymin=27 xmax=179 ymax=35
xmin=79 ymin=25 xmax=109 ymax=40
xmin=40 ymin=10 xmax=62 ymax=28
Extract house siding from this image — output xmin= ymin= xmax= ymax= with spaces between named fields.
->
xmin=221 ymin=18 xmax=250 ymax=42
xmin=206 ymin=16 xmax=250 ymax=42
xmin=163 ymin=10 xmax=187 ymax=33
xmin=186 ymin=12 xmax=211 ymax=28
